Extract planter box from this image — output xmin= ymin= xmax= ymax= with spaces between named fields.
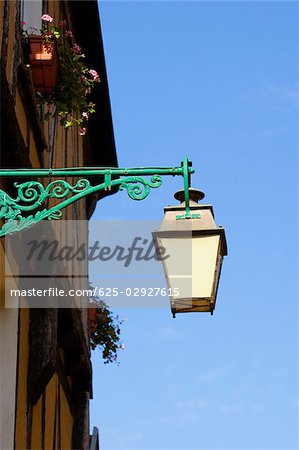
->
xmin=89 ymin=305 xmax=97 ymax=336
xmin=29 ymin=36 xmax=58 ymax=93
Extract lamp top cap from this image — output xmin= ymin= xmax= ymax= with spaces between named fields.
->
xmin=174 ymin=188 xmax=205 ymax=205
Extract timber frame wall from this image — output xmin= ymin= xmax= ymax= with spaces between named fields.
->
xmin=0 ymin=1 xmax=117 ymax=449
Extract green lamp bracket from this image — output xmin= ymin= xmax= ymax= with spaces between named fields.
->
xmin=0 ymin=157 xmax=199 ymax=237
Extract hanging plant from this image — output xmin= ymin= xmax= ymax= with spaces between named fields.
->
xmin=22 ymin=15 xmax=100 ymax=134
xmin=89 ymin=284 xmax=125 ymax=365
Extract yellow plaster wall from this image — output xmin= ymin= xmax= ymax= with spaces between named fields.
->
xmin=39 ymin=373 xmax=74 ymax=450
xmin=4 ymin=2 xmax=90 ymax=448
xmin=15 ymin=87 xmax=44 ymax=168
xmin=31 ymin=373 xmax=75 ymax=448
xmin=29 ymin=129 xmax=41 ymax=167
xmin=44 ymin=374 xmax=57 ymax=450
xmin=15 ymin=88 xmax=28 ymax=144
xmin=0 ymin=243 xmax=6 ymax=305
xmin=19 ymin=364 xmax=74 ymax=450
xmin=0 ymin=245 xmax=19 ymax=450
xmin=48 ymin=1 xmax=60 ymax=24
xmin=31 ymin=395 xmax=43 ymax=449
xmin=6 ymin=0 xmax=16 ymax=85
xmin=0 ymin=1 xmax=5 ymax=56
xmin=14 ymin=309 xmax=30 ymax=450
xmin=60 ymin=382 xmax=73 ymax=449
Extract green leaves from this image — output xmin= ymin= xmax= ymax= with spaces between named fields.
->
xmin=31 ymin=20 xmax=100 ymax=133
xmin=72 ymin=54 xmax=84 ymax=62
xmin=89 ymin=284 xmax=124 ymax=365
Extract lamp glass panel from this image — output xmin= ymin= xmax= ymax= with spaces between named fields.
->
xmin=191 ymin=235 xmax=220 ymax=298
xmin=158 ymin=234 xmax=220 ymax=303
xmin=157 ymin=235 xmax=192 ymax=305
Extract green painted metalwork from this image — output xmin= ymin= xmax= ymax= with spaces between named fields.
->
xmin=176 ymin=158 xmax=200 ymax=220
xmin=0 ymin=159 xmax=196 ymax=237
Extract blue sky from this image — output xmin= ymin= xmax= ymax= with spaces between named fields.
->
xmin=90 ymin=2 xmax=298 ymax=449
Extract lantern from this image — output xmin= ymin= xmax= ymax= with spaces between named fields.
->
xmin=153 ymin=189 xmax=227 ymax=317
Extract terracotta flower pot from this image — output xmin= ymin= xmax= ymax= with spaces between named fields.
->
xmin=29 ymin=35 xmax=58 ymax=93
xmin=89 ymin=305 xmax=97 ymax=335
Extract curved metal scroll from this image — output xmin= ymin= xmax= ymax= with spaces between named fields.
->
xmin=0 ymin=175 xmax=163 ymax=237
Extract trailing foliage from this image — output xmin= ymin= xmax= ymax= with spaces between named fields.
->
xmin=89 ymin=285 xmax=124 ymax=365
xmin=22 ymin=15 xmax=100 ymax=134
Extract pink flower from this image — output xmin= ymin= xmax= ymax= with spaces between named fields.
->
xmin=20 ymin=21 xmax=26 ymax=26
xmin=72 ymin=43 xmax=81 ymax=54
xmin=41 ymin=14 xmax=53 ymax=22
xmin=120 ymin=343 xmax=125 ymax=350
xmin=65 ymin=30 xmax=73 ymax=38
xmin=79 ymin=127 xmax=87 ymax=136
xmin=82 ymin=112 xmax=89 ymax=119
xmin=89 ymin=69 xmax=100 ymax=81
xmin=59 ymin=20 xmax=67 ymax=26
xmin=84 ymin=88 xmax=91 ymax=96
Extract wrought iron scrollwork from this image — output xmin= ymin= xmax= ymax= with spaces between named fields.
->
xmin=0 ymin=176 xmax=163 ymax=236
xmin=0 ymin=160 xmax=194 ymax=236
xmin=0 ymin=179 xmax=91 ymax=237
xmin=119 ymin=175 xmax=162 ymax=200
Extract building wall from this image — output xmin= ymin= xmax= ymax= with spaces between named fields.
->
xmin=0 ymin=1 xmax=100 ymax=448
xmin=0 ymin=245 xmax=19 ymax=450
